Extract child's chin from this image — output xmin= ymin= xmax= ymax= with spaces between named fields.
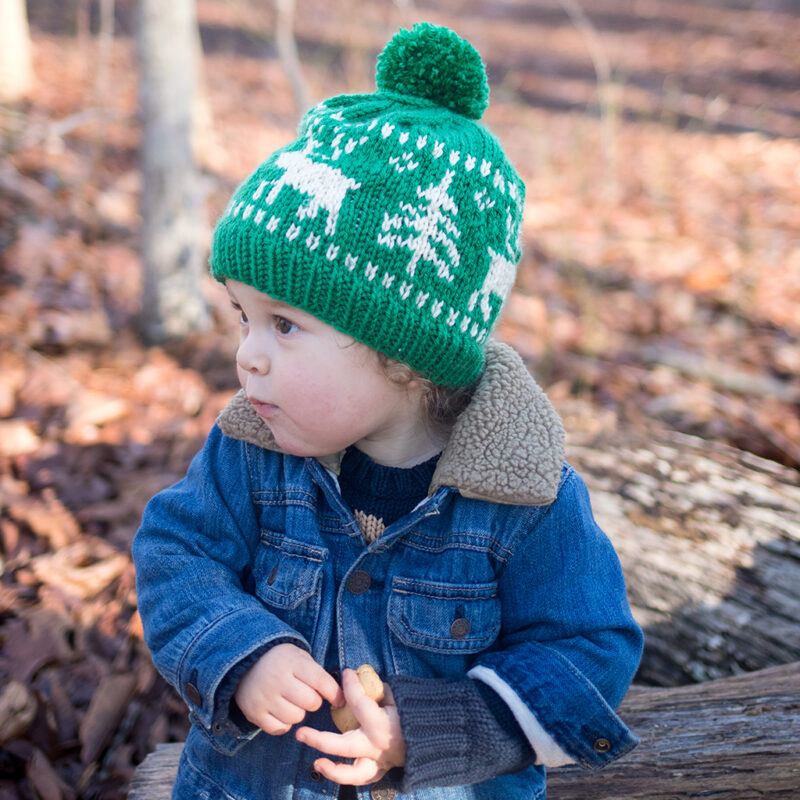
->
xmin=269 ymin=430 xmax=333 ymax=459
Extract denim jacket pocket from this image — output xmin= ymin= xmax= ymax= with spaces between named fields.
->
xmin=254 ymin=533 xmax=324 ymax=642
xmin=388 ymin=577 xmax=501 ymax=676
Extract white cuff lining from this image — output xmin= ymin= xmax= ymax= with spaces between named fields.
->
xmin=468 ymin=664 xmax=575 ymax=768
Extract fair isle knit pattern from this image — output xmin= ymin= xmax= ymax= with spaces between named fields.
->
xmin=211 ymin=24 xmax=525 ymax=387
xmin=339 ymin=445 xmax=440 ymax=543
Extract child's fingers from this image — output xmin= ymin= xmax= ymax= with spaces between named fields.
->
xmin=311 ymin=756 xmax=383 ymax=787
xmin=341 ymin=669 xmax=385 ymax=740
xmin=295 ymin=658 xmax=346 ymax=707
xmin=261 ymin=694 xmax=308 ymax=728
xmin=295 ymin=726 xmax=372 ymax=759
xmin=259 ymin=711 xmax=295 ymax=736
xmin=380 ymin=682 xmax=395 ymax=708
xmin=282 ymin=678 xmax=329 ymax=713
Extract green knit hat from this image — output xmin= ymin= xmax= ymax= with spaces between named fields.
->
xmin=211 ymin=23 xmax=525 ymax=387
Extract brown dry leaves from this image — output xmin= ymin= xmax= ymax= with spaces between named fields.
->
xmin=1 ymin=0 xmax=799 ymax=797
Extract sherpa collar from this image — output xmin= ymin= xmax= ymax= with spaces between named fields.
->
xmin=216 ymin=342 xmax=565 ymax=506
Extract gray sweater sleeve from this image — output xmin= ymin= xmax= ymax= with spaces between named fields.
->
xmin=388 ymin=675 xmax=536 ymax=791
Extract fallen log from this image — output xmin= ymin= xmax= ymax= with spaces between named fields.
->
xmin=562 ymin=419 xmax=800 ymax=686
xmin=127 ymin=663 xmax=800 ymax=800
xmin=548 ymin=662 xmax=800 ymax=799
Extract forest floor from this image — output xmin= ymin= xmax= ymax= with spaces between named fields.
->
xmin=0 ymin=0 xmax=798 ymax=797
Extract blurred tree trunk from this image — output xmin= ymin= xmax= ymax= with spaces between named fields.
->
xmin=191 ymin=23 xmax=221 ymax=171
xmin=137 ymin=0 xmax=209 ymax=343
xmin=273 ymin=0 xmax=311 ymax=114
xmin=0 ymin=0 xmax=35 ymax=102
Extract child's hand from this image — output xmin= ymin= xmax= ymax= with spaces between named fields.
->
xmin=295 ymin=668 xmax=406 ymax=785
xmin=234 ymin=643 xmax=344 ymax=735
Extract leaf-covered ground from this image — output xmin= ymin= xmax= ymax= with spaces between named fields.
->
xmin=1 ymin=0 xmax=798 ymax=796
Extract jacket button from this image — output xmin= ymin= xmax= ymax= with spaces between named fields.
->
xmin=593 ymin=737 xmax=612 ymax=754
xmin=370 ymin=781 xmax=396 ymax=800
xmin=347 ymin=569 xmax=372 ymax=594
xmin=309 ymin=767 xmax=323 ymax=782
xmin=267 ymin=565 xmax=279 ymax=585
xmin=184 ymin=682 xmax=202 ymax=707
xmin=450 ymin=617 xmax=470 ymax=639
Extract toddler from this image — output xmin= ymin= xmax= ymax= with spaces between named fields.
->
xmin=133 ymin=23 xmax=643 ymax=800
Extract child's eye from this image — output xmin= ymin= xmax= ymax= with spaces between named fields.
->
xmin=230 ymin=302 xmax=248 ymax=325
xmin=274 ymin=316 xmax=297 ymax=335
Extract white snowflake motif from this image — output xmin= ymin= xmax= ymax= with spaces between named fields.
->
xmin=252 ymin=180 xmax=269 ymax=201
xmin=377 ymin=169 xmax=461 ymax=282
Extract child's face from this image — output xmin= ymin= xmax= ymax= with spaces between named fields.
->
xmin=226 ymin=280 xmax=423 ymax=460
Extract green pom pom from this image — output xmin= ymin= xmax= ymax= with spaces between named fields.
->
xmin=376 ymin=23 xmax=489 ymax=120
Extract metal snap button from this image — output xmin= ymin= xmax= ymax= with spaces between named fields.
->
xmin=309 ymin=766 xmax=323 ymax=782
xmin=184 ymin=682 xmax=202 ymax=707
xmin=267 ymin=565 xmax=279 ymax=585
xmin=347 ymin=569 xmax=371 ymax=594
xmin=370 ymin=781 xmax=396 ymax=800
xmin=450 ymin=617 xmax=470 ymax=639
xmin=593 ymin=737 xmax=612 ymax=754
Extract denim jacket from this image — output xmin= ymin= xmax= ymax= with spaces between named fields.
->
xmin=133 ymin=342 xmax=643 ymax=800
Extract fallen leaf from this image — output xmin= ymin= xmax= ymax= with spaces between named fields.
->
xmin=66 ymin=389 xmax=129 ymax=432
xmin=0 ymin=420 xmax=41 ymax=457
xmin=1 ymin=609 xmax=74 ymax=682
xmin=8 ymin=495 xmax=81 ymax=548
xmin=79 ymin=673 xmax=137 ymax=764
xmin=47 ymin=677 xmax=79 ymax=745
xmin=29 ymin=541 xmax=129 ymax=600
xmin=27 ymin=309 xmax=114 ymax=349
xmin=0 ymin=681 xmax=38 ymax=745
xmin=27 ymin=748 xmax=75 ymax=800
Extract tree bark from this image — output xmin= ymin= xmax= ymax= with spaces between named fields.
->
xmin=127 ymin=663 xmax=800 ymax=800
xmin=137 ymin=0 xmax=209 ymax=343
xmin=563 ymin=418 xmax=800 ymax=686
xmin=0 ymin=0 xmax=34 ymax=102
xmin=548 ymin=662 xmax=800 ymax=799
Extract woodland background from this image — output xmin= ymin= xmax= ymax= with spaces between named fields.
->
xmin=0 ymin=0 xmax=798 ymax=797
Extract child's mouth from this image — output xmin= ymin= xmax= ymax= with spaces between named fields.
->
xmin=249 ymin=398 xmax=279 ymax=418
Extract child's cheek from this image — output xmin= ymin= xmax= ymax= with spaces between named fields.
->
xmin=236 ymin=363 xmax=248 ymax=392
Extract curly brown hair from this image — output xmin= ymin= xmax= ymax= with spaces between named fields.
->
xmin=376 ymin=353 xmax=476 ymax=437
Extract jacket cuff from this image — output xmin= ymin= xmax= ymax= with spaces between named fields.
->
xmin=389 ymin=675 xmax=534 ymax=791
xmin=472 ymin=651 xmax=639 ymax=769
xmin=210 ymin=636 xmax=299 ymax=738
xmin=468 ymin=664 xmax=575 ymax=767
xmin=179 ymin=614 xmax=309 ymax=756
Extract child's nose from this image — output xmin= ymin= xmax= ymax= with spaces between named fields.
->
xmin=237 ymin=339 xmax=270 ymax=375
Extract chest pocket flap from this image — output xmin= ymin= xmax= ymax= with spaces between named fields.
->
xmin=388 ymin=577 xmax=500 ymax=653
xmin=255 ymin=536 xmax=324 ymax=609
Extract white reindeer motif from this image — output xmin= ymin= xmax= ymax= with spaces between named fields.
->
xmin=469 ymin=211 xmax=518 ymax=322
xmin=265 ymin=136 xmax=362 ymax=237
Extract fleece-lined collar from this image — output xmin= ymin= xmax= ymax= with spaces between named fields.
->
xmin=217 ymin=342 xmax=565 ymax=506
